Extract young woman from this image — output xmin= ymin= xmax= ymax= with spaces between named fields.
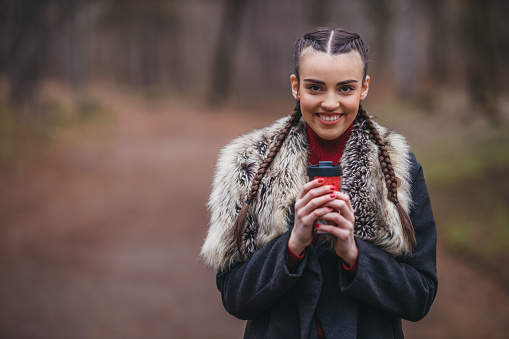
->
xmin=201 ymin=27 xmax=437 ymax=338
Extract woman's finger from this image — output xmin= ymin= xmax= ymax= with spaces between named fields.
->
xmin=323 ymin=199 xmax=355 ymax=224
xmin=316 ymin=222 xmax=351 ymax=239
xmin=301 ymin=206 xmax=335 ymax=226
xmin=302 ymin=183 xmax=338 ymax=206
xmin=295 ymin=183 xmax=335 ymax=212
xmin=297 ymin=191 xmax=337 ymax=220
xmin=331 ymin=191 xmax=354 ymax=215
xmin=317 ymin=213 xmax=353 ymax=232
xmin=297 ymin=178 xmax=325 ymax=200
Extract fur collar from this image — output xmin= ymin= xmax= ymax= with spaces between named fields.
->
xmin=201 ymin=115 xmax=412 ymax=272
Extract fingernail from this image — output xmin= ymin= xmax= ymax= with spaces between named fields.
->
xmin=328 ymin=207 xmax=334 ymax=211
xmin=314 ymin=224 xmax=320 ymax=228
xmin=330 ymin=185 xmax=336 ymax=191
xmin=330 ymin=193 xmax=336 ymax=198
xmin=317 ymin=178 xmax=324 ymax=184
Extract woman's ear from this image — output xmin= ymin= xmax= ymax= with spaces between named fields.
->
xmin=360 ymin=75 xmax=370 ymax=100
xmin=290 ymin=74 xmax=299 ymax=100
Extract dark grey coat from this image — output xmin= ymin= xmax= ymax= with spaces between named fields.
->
xmin=216 ymin=154 xmax=437 ymax=338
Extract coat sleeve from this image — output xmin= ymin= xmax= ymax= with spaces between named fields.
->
xmin=339 ymin=154 xmax=438 ymax=321
xmin=216 ymin=230 xmax=311 ymax=320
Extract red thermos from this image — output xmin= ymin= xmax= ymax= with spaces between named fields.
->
xmin=307 ymin=161 xmax=342 ymax=233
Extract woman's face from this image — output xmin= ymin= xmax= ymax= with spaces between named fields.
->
xmin=291 ymin=50 xmax=370 ymax=140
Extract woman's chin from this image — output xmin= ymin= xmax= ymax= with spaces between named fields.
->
xmin=315 ymin=129 xmax=343 ymax=140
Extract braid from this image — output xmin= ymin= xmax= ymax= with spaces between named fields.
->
xmin=233 ymin=104 xmax=303 ymax=255
xmin=357 ymin=106 xmax=417 ymax=252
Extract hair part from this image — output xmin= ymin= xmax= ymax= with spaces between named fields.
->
xmin=326 ymin=29 xmax=334 ymax=54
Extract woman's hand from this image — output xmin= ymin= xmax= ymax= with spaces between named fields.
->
xmin=317 ymin=190 xmax=357 ymax=266
xmin=288 ymin=178 xmax=337 ymax=256
xmin=288 ymin=179 xmax=358 ymax=266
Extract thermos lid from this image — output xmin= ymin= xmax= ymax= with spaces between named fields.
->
xmin=307 ymin=161 xmax=342 ymax=177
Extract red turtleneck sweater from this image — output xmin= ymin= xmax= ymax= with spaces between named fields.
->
xmin=306 ymin=123 xmax=354 ymax=166
xmin=288 ymin=122 xmax=357 ymax=271
xmin=287 ymin=122 xmax=357 ymax=338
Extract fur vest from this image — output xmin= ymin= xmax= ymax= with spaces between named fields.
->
xmin=201 ymin=115 xmax=413 ymax=272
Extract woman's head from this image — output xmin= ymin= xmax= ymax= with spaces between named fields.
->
xmin=290 ymin=27 xmax=370 ymax=140
xmin=293 ymin=27 xmax=369 ymax=82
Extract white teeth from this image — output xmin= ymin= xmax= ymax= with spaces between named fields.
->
xmin=319 ymin=114 xmax=340 ymax=122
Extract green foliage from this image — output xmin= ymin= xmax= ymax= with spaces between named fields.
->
xmin=443 ymin=203 xmax=509 ymax=260
xmin=421 ymin=127 xmax=509 ymax=261
xmin=0 ymin=97 xmax=115 ymax=174
xmin=0 ymin=102 xmax=48 ymax=173
xmin=418 ymin=128 xmax=509 ymax=186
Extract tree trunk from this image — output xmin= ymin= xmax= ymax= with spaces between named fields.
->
xmin=362 ymin=0 xmax=392 ymax=69
xmin=306 ymin=0 xmax=334 ymax=28
xmin=7 ymin=0 xmax=50 ymax=109
xmin=208 ymin=0 xmax=248 ymax=106
xmin=460 ymin=0 xmax=500 ymax=124
xmin=423 ymin=0 xmax=449 ymax=83
xmin=394 ymin=0 xmax=417 ymax=98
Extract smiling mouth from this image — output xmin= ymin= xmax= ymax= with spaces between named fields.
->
xmin=316 ymin=113 xmax=343 ymax=122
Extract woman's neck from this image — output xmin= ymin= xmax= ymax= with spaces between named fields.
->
xmin=306 ymin=123 xmax=353 ymax=165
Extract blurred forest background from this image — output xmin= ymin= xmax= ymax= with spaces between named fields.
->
xmin=1 ymin=0 xmax=508 ymax=338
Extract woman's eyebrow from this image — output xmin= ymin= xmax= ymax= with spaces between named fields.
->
xmin=303 ymin=78 xmax=358 ymax=86
xmin=303 ymin=78 xmax=325 ymax=85
xmin=336 ymin=79 xmax=358 ymax=86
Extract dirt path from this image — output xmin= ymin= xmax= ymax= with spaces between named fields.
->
xmin=1 ymin=93 xmax=508 ymax=338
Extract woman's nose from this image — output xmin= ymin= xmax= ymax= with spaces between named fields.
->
xmin=321 ymin=93 xmax=340 ymax=111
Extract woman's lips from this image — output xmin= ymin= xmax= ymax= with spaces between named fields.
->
xmin=315 ymin=113 xmax=344 ymax=125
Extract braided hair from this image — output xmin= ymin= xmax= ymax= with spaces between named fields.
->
xmin=233 ymin=104 xmax=302 ymax=254
xmin=357 ymin=106 xmax=416 ymax=251
xmin=233 ymin=27 xmax=416 ymax=255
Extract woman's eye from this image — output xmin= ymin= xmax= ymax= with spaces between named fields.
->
xmin=306 ymin=85 xmax=322 ymax=92
xmin=339 ymin=85 xmax=354 ymax=93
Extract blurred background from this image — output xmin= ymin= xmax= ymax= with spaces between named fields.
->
xmin=0 ymin=0 xmax=508 ymax=338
